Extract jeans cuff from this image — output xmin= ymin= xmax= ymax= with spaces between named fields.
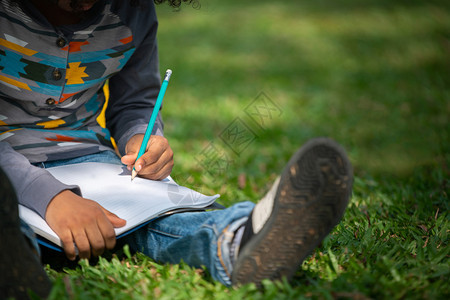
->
xmin=215 ymin=216 xmax=249 ymax=286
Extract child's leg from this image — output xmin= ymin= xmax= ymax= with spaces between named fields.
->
xmin=120 ymin=201 xmax=254 ymax=286
xmin=122 ymin=138 xmax=353 ymax=287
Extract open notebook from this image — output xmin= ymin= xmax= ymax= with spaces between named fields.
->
xmin=19 ymin=162 xmax=220 ymax=251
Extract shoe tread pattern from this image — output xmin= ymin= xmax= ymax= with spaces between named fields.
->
xmin=232 ymin=138 xmax=353 ymax=287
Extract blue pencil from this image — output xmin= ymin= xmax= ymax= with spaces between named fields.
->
xmin=131 ymin=69 xmax=172 ymax=181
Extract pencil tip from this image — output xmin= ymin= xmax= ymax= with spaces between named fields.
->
xmin=131 ymin=169 xmax=137 ymax=181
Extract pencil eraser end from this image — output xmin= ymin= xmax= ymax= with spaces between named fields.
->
xmin=164 ymin=69 xmax=172 ymax=81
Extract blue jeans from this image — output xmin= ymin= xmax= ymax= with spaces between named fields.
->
xmin=33 ymin=151 xmax=254 ymax=286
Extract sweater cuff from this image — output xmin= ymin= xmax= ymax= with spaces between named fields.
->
xmin=21 ymin=172 xmax=81 ymax=219
xmin=116 ymin=123 xmax=164 ymax=156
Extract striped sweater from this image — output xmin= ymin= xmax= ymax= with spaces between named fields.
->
xmin=0 ymin=0 xmax=164 ymax=217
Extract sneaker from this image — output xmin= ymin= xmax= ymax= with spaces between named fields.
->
xmin=231 ymin=138 xmax=353 ymax=286
xmin=0 ymin=167 xmax=52 ymax=299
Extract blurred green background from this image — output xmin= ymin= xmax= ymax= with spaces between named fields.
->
xmin=155 ymin=0 xmax=448 ymax=196
xmin=46 ymin=1 xmax=449 ymax=298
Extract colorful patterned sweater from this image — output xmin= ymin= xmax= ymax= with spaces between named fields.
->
xmin=0 ymin=0 xmax=164 ymax=218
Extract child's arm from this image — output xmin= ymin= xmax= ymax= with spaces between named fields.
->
xmin=104 ymin=7 xmax=174 ymax=180
xmin=105 ymin=3 xmax=164 ymax=158
xmin=0 ymin=142 xmax=80 ymax=219
xmin=0 ymin=142 xmax=126 ymax=260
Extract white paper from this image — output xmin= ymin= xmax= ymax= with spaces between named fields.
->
xmin=19 ymin=162 xmax=219 ymax=248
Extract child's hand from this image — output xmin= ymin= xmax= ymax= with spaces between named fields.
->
xmin=45 ymin=190 xmax=126 ymax=260
xmin=121 ymin=134 xmax=174 ymax=180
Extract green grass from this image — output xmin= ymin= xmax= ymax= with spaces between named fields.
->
xmin=43 ymin=0 xmax=448 ymax=299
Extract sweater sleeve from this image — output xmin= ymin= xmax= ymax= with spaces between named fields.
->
xmin=0 ymin=142 xmax=81 ymax=219
xmin=105 ymin=2 xmax=164 ymax=156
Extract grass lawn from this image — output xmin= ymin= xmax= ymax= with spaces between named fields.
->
xmin=43 ymin=0 xmax=448 ymax=299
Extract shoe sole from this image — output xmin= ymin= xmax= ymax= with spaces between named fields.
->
xmin=231 ymin=138 xmax=353 ymax=287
